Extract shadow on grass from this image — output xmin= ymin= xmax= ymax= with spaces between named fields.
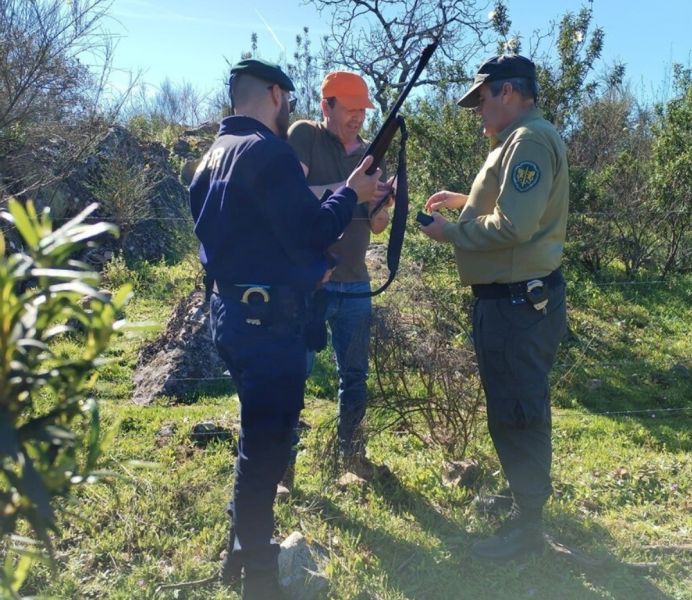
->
xmin=291 ymin=471 xmax=677 ymax=600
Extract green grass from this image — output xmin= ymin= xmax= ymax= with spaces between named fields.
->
xmin=16 ymin=258 xmax=692 ymax=599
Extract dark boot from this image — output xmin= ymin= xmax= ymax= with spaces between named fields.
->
xmin=471 ymin=510 xmax=545 ymax=561
xmin=220 ymin=526 xmax=241 ymax=586
xmin=279 ymin=462 xmax=295 ymax=490
xmin=241 ymin=571 xmax=284 ymax=600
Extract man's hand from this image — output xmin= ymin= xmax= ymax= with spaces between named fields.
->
xmin=346 ymin=155 xmax=382 ymax=204
xmin=320 ymin=266 xmax=336 ymax=284
xmin=419 ymin=211 xmax=449 ymax=242
xmin=425 ymin=190 xmax=468 ymax=212
xmin=369 ymin=176 xmax=395 ymax=210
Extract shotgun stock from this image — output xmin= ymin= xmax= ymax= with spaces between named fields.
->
xmin=363 ymin=118 xmax=401 ymax=175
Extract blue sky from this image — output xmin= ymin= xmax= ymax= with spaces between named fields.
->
xmin=106 ymin=0 xmax=691 ymax=104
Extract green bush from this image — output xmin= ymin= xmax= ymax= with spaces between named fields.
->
xmin=0 ymin=200 xmax=131 ymax=598
xmin=649 ymin=67 xmax=692 ymax=276
xmin=406 ymin=99 xmax=486 ymax=198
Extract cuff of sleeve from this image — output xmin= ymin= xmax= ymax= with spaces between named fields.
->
xmin=442 ymin=221 xmax=458 ymax=243
xmin=337 ymin=185 xmax=358 ymax=203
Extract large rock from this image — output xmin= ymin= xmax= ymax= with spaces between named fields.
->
xmin=132 ymin=290 xmax=228 ymax=404
xmin=12 ymin=125 xmax=193 ymax=264
xmin=278 ymin=532 xmax=329 ymax=600
xmin=173 ymin=122 xmax=218 ymax=187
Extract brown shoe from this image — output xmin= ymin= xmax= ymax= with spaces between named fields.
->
xmin=344 ymin=453 xmax=375 ymax=480
xmin=343 ymin=453 xmax=390 ymax=481
xmin=276 ymin=463 xmax=295 ymax=501
xmin=280 ymin=462 xmax=295 ymax=490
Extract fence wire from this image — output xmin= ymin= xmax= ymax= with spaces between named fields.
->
xmin=132 ymin=407 xmax=692 ymax=439
xmin=2 ymin=209 xmax=688 ymax=425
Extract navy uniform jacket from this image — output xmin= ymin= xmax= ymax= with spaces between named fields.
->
xmin=189 ymin=116 xmax=357 ymax=290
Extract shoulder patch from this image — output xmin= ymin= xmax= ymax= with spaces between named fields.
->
xmin=511 ymin=161 xmax=541 ymax=192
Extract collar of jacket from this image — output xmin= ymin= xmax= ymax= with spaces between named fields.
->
xmin=491 ymin=107 xmax=544 ymax=148
xmin=218 ymin=115 xmax=275 ymax=137
xmin=318 ymin=121 xmax=367 ymax=154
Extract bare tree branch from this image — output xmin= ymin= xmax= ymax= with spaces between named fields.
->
xmin=0 ymin=0 xmax=122 ymax=199
xmin=309 ymin=0 xmax=507 ymax=112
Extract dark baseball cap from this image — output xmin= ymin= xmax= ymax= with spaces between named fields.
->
xmin=457 ymin=54 xmax=536 ymax=108
xmin=229 ymin=58 xmax=295 ymax=91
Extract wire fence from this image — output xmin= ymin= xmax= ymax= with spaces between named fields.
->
xmin=1 ymin=209 xmax=689 ymax=231
xmin=3 ymin=205 xmax=688 ymax=426
xmin=140 ymin=407 xmax=692 ymax=439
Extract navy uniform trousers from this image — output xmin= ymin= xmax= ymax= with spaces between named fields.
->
xmin=209 ymin=291 xmax=306 ymax=576
xmin=472 ymin=280 xmax=567 ymax=517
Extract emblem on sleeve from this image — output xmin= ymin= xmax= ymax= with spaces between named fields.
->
xmin=511 ymin=161 xmax=541 ymax=192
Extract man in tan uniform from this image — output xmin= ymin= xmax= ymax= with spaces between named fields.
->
xmin=421 ymin=54 xmax=569 ymax=561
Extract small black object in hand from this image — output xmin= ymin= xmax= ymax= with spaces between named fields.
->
xmin=416 ymin=211 xmax=434 ymax=226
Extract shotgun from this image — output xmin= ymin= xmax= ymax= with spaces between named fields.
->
xmin=363 ymin=40 xmax=439 ymax=216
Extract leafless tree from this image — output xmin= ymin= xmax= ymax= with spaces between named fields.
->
xmin=287 ymin=27 xmax=324 ymax=120
xmin=0 ymin=0 xmax=118 ymax=198
xmin=124 ymin=78 xmax=206 ymax=127
xmin=367 ymin=271 xmax=484 ymax=459
xmin=308 ymin=0 xmax=508 ymax=112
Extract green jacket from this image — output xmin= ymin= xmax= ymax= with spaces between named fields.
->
xmin=442 ymin=108 xmax=569 ymax=285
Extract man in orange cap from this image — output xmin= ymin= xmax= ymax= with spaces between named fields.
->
xmin=286 ymin=71 xmax=393 ymax=481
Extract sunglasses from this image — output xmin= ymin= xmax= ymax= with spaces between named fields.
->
xmin=268 ymin=85 xmax=297 ymax=113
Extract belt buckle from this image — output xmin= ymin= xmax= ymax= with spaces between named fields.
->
xmin=240 ymin=286 xmax=270 ymax=325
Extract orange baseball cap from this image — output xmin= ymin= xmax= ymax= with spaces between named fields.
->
xmin=321 ymin=71 xmax=375 ymax=110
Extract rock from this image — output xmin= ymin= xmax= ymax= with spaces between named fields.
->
xmin=278 ymin=532 xmax=328 ymax=600
xmin=132 ymin=290 xmax=228 ymax=404
xmin=180 ymin=158 xmax=201 ymax=186
xmin=441 ymin=458 xmax=480 ymax=488
xmin=336 ymin=472 xmax=367 ymax=489
xmin=587 ymin=378 xmax=603 ymax=391
xmin=189 ymin=421 xmax=235 ymax=448
xmin=29 ymin=125 xmax=192 ymax=264
xmin=155 ymin=423 xmax=176 ymax=447
xmin=183 ymin=122 xmax=219 ymax=137
xmin=172 ymin=138 xmax=191 ymax=155
xmin=276 ymin=484 xmax=291 ymax=503
xmin=365 ymin=243 xmax=388 ymax=279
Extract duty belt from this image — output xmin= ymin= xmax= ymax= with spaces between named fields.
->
xmin=212 ymin=281 xmax=270 ymax=303
xmin=211 ymin=281 xmax=307 ymax=326
xmin=471 ymin=269 xmax=563 ymax=311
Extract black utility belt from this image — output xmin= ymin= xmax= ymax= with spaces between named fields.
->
xmin=213 ymin=282 xmax=308 ymax=326
xmin=471 ymin=269 xmax=563 ymax=310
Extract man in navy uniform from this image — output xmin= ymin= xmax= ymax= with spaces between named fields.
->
xmin=421 ymin=54 xmax=569 ymax=561
xmin=189 ymin=58 xmax=380 ymax=598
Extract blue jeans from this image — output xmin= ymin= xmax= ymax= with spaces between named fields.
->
xmin=306 ymin=280 xmax=372 ymax=455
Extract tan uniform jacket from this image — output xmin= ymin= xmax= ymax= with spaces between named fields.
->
xmin=442 ymin=108 xmax=569 ymax=285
